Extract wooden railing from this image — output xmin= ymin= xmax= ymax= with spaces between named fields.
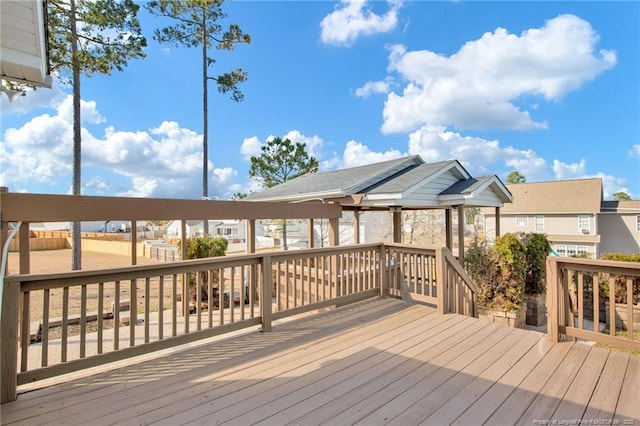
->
xmin=547 ymin=256 xmax=640 ymax=351
xmin=384 ymin=244 xmax=477 ymax=317
xmin=1 ymin=243 xmax=476 ymax=402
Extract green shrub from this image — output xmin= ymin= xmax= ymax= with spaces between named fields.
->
xmin=464 ymin=241 xmax=498 ymax=307
xmin=177 ymin=235 xmax=228 ymax=304
xmin=464 ymin=233 xmax=526 ymax=311
xmin=519 ymin=233 xmax=551 ymax=295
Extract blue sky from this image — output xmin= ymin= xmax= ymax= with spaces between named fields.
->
xmin=1 ymin=0 xmax=639 ymax=200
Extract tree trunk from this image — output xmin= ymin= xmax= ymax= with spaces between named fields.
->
xmin=70 ymin=0 xmax=82 ymax=270
xmin=201 ymin=10 xmax=209 ymax=235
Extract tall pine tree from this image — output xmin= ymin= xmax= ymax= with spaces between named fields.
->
xmin=147 ymin=0 xmax=251 ymax=235
xmin=48 ymin=0 xmax=146 ymax=269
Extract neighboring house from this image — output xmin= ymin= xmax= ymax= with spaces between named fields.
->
xmin=164 ymin=220 xmax=265 ymax=241
xmin=1 ymin=0 xmax=52 ymax=96
xmin=599 ymin=200 xmax=640 ymax=254
xmin=484 ymin=178 xmax=640 ymax=258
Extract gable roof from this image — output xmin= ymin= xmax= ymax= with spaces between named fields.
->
xmin=439 ymin=175 xmax=513 ymax=206
xmin=248 ymin=155 xmax=512 ymax=210
xmin=247 ymin=156 xmax=426 ymax=202
xmin=363 ymin=160 xmax=463 ymax=195
xmin=500 ymin=178 xmax=602 ymax=214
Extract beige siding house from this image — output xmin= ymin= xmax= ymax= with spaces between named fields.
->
xmin=484 ymin=178 xmax=640 ymax=258
xmin=599 ymin=200 xmax=640 ymax=254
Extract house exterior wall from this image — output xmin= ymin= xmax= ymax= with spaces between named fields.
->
xmin=484 ymin=212 xmax=601 ymax=258
xmin=483 ymin=180 xmax=640 ymax=258
xmin=493 ymin=214 xmax=597 ymax=236
xmin=598 ymin=212 xmax=640 ymax=254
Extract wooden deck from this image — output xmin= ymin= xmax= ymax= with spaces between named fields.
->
xmin=1 ymin=298 xmax=638 ymax=425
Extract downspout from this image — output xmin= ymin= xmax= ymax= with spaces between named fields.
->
xmin=0 ymin=221 xmax=22 ymax=319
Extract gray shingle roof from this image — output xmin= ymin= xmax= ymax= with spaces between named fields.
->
xmin=364 ymin=160 xmax=458 ymax=194
xmin=247 ymin=155 xmax=425 ymax=201
xmin=440 ymin=176 xmax=493 ymax=195
xmin=246 ymin=155 xmax=511 ymax=208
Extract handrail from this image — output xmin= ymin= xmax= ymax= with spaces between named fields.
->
xmin=547 ymin=256 xmax=640 ymax=351
xmin=0 ymin=221 xmax=22 ymax=323
xmin=442 ymin=248 xmax=477 ymax=294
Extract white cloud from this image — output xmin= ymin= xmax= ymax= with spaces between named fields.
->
xmin=406 ymin=125 xmax=551 ymax=181
xmin=552 ymin=159 xmax=587 ymax=180
xmin=630 ymin=145 xmax=640 ymax=159
xmin=241 ymin=130 xmax=325 ymax=162
xmin=282 ymin=130 xmax=324 ymax=158
xmin=320 ymin=0 xmax=402 ymax=47
xmin=240 ymin=136 xmax=262 ymax=160
xmin=354 ymin=79 xmax=392 ymax=98
xmin=380 ymin=14 xmax=616 ymax=133
xmin=56 ymin=95 xmax=105 ymax=124
xmin=0 ymin=97 xmax=242 ymax=199
xmin=340 ymin=140 xmax=403 ymax=168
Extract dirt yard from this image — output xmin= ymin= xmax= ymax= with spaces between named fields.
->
xmin=6 ymin=250 xmax=179 ymax=323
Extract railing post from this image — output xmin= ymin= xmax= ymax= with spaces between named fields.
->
xmin=547 ymin=257 xmax=559 ymax=342
xmin=1 ymin=280 xmax=20 ymax=403
xmin=260 ymin=255 xmax=272 ymax=332
xmin=378 ymin=244 xmax=387 ymax=298
xmin=436 ymin=247 xmax=447 ymax=314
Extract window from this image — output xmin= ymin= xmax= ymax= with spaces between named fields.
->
xmin=555 ymin=245 xmax=590 ymax=258
xmin=637 ymin=215 xmax=640 ymax=232
xmin=516 ymin=216 xmax=528 ymax=227
xmin=535 ymin=216 xmax=544 ymax=232
xmin=578 ymin=215 xmax=590 ymax=233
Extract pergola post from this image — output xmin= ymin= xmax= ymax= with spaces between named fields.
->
xmin=391 ymin=207 xmax=402 ymax=243
xmin=328 ymin=217 xmax=339 ymax=246
xmin=445 ymin=208 xmax=453 ymax=250
xmin=307 ymin=219 xmax=314 ymax=248
xmin=457 ymin=207 xmax=465 ymax=259
xmin=353 ymin=210 xmax=360 ymax=244
xmin=246 ymin=219 xmax=256 ymax=254
xmin=131 ymin=220 xmax=137 ymax=266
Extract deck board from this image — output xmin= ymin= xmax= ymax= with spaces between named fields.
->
xmin=1 ymin=298 xmax=637 ymax=426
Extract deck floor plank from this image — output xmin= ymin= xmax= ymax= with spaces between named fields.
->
xmin=353 ymin=322 xmax=515 ymax=425
xmin=151 ymin=304 xmax=442 ymax=425
xmin=614 ymin=353 xmax=640 ymax=422
xmin=451 ymin=333 xmax=555 ymax=425
xmin=243 ymin=315 xmax=467 ymax=426
xmin=56 ymin=301 xmax=430 ymax=425
xmin=551 ymin=345 xmax=610 ymax=422
xmin=483 ymin=338 xmax=575 ymax=425
xmin=4 ymin=298 xmax=401 ymax=424
xmin=421 ymin=329 xmax=545 ymax=425
xmin=205 ymin=312 xmax=458 ymax=426
xmin=581 ymin=350 xmax=630 ymax=423
xmin=287 ymin=315 xmax=487 ymax=426
xmin=1 ymin=298 xmax=637 ymax=426
xmin=516 ymin=342 xmax=592 ymax=425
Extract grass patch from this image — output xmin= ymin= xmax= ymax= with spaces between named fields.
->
xmin=595 ymin=326 xmax=640 ymax=356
